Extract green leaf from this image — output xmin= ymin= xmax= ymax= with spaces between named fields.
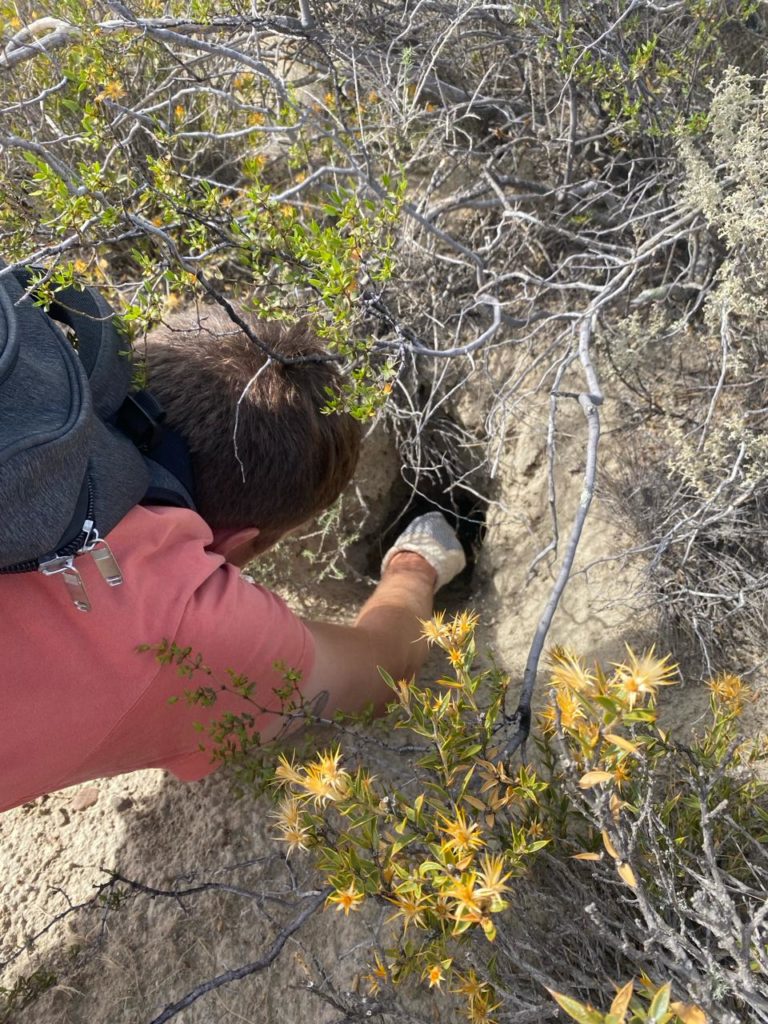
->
xmin=647 ymin=982 xmax=671 ymax=1022
xmin=548 ymin=989 xmax=604 ymax=1024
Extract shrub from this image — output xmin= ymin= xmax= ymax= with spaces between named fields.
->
xmin=154 ymin=610 xmax=768 ymax=1021
xmin=0 ymin=0 xmax=406 ymax=417
xmin=241 ymin=614 xmax=768 ymax=1023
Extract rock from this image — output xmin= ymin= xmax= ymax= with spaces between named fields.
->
xmin=111 ymin=796 xmax=133 ymax=813
xmin=71 ymin=786 xmax=100 ymax=811
xmin=57 ymin=808 xmax=70 ymax=826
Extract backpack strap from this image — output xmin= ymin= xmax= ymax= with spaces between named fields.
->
xmin=145 ymin=457 xmax=195 ymax=509
xmin=10 ymin=267 xmax=130 ymax=419
xmin=117 ymin=389 xmax=196 ymax=509
xmin=145 ymin=415 xmax=196 ymax=507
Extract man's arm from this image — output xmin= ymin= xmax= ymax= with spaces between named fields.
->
xmin=303 ymin=551 xmax=437 ymax=717
xmin=299 ymin=512 xmax=466 ymax=718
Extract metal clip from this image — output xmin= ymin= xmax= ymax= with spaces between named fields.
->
xmin=39 ymin=555 xmax=91 ymax=612
xmin=89 ymin=540 xmax=123 ymax=587
xmin=79 ymin=527 xmax=124 ymax=587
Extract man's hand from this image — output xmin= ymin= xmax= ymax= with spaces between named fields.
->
xmin=300 ymin=513 xmax=465 ymax=719
xmin=381 ymin=510 xmax=466 ymax=590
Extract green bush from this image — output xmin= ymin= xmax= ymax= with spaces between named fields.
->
xmin=168 ymin=611 xmax=767 ymax=1022
xmin=0 ymin=0 xmax=406 ymax=417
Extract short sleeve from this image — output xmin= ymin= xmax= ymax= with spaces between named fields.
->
xmin=112 ymin=561 xmax=315 ymax=782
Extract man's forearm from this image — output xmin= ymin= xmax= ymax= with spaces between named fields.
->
xmin=302 ymin=552 xmax=436 ymax=717
xmin=355 ymin=550 xmax=437 ymax=682
xmin=300 ymin=511 xmax=465 ymax=720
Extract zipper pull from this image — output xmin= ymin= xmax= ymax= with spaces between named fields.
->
xmin=79 ymin=525 xmax=124 ymax=588
xmin=89 ymin=539 xmax=123 ymax=587
xmin=39 ymin=555 xmax=91 ymax=612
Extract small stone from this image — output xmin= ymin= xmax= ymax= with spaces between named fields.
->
xmin=111 ymin=796 xmax=133 ymax=813
xmin=71 ymin=786 xmax=100 ymax=811
xmin=58 ymin=808 xmax=70 ymax=826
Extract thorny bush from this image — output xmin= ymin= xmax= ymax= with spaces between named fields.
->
xmin=168 ymin=612 xmax=768 ymax=1023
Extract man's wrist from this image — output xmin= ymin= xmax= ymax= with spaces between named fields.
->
xmin=382 ymin=550 xmax=438 ymax=589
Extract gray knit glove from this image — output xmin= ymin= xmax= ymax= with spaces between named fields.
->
xmin=381 ymin=511 xmax=466 ymax=591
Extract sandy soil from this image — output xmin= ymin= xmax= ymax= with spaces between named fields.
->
xmin=2 ymin=371 xmax=762 ymax=1024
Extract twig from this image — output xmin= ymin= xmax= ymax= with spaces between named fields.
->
xmin=526 ymin=349 xmax=577 ymax=581
xmin=147 ymin=888 xmax=330 ymax=1024
xmin=502 ymin=316 xmax=603 ymax=759
xmin=234 ymin=359 xmax=272 ymax=483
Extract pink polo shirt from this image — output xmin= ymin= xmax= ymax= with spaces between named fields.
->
xmin=0 ymin=505 xmax=315 ymax=812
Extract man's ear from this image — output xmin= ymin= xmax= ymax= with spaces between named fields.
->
xmin=209 ymin=527 xmax=261 ymax=567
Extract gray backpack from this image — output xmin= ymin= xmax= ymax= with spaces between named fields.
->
xmin=0 ymin=261 xmax=195 ymax=609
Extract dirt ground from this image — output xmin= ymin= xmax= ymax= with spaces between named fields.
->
xmin=1 ymin=371 xmax=761 ymax=1024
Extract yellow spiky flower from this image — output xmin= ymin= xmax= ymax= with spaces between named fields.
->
xmin=432 ymin=894 xmax=453 ymax=922
xmin=326 ymin=882 xmax=364 ymax=916
xmin=420 ymin=610 xmax=450 ymax=645
xmin=275 ymin=821 xmax=312 ymax=855
xmin=708 ymin=672 xmax=750 ymax=712
xmin=271 ymin=796 xmax=302 ymax=830
xmin=557 ymin=685 xmax=588 ymax=730
xmin=453 ymin=971 xmax=500 ymax=1024
xmin=422 ymin=959 xmax=451 ymax=989
xmin=549 ymin=646 xmax=596 ymax=693
xmin=96 ymin=80 xmax=126 ymax=102
xmin=438 ymin=807 xmax=485 ymax=858
xmin=475 ymin=854 xmax=513 ymax=901
xmin=468 ymin=990 xmax=501 ymax=1023
xmin=444 ymin=874 xmax=483 ymax=928
xmin=611 ymin=646 xmax=677 ymax=709
xmin=447 ymin=646 xmax=465 ymax=669
xmin=274 ymin=752 xmax=304 ymax=788
xmin=610 ymin=758 xmax=633 ymax=790
xmin=299 ymin=765 xmax=340 ymax=806
xmin=453 ymin=969 xmax=484 ymax=1001
xmin=424 ymin=964 xmax=443 ymax=988
xmin=362 ymin=953 xmax=389 ymax=995
xmin=386 ymin=884 xmax=430 ymax=930
xmin=309 ymin=746 xmax=350 ymax=797
xmin=451 ymin=610 xmax=479 ymax=643
xmin=537 ymin=701 xmax=558 ymax=735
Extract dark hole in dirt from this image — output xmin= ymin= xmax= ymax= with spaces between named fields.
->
xmin=363 ymin=419 xmax=492 ymax=599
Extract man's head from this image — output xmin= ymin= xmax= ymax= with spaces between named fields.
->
xmin=143 ymin=308 xmax=361 ymax=544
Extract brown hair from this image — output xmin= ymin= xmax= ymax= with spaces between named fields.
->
xmin=143 ymin=308 xmax=361 ymax=532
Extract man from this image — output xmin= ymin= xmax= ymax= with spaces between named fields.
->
xmin=0 ymin=308 xmax=465 ymax=812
